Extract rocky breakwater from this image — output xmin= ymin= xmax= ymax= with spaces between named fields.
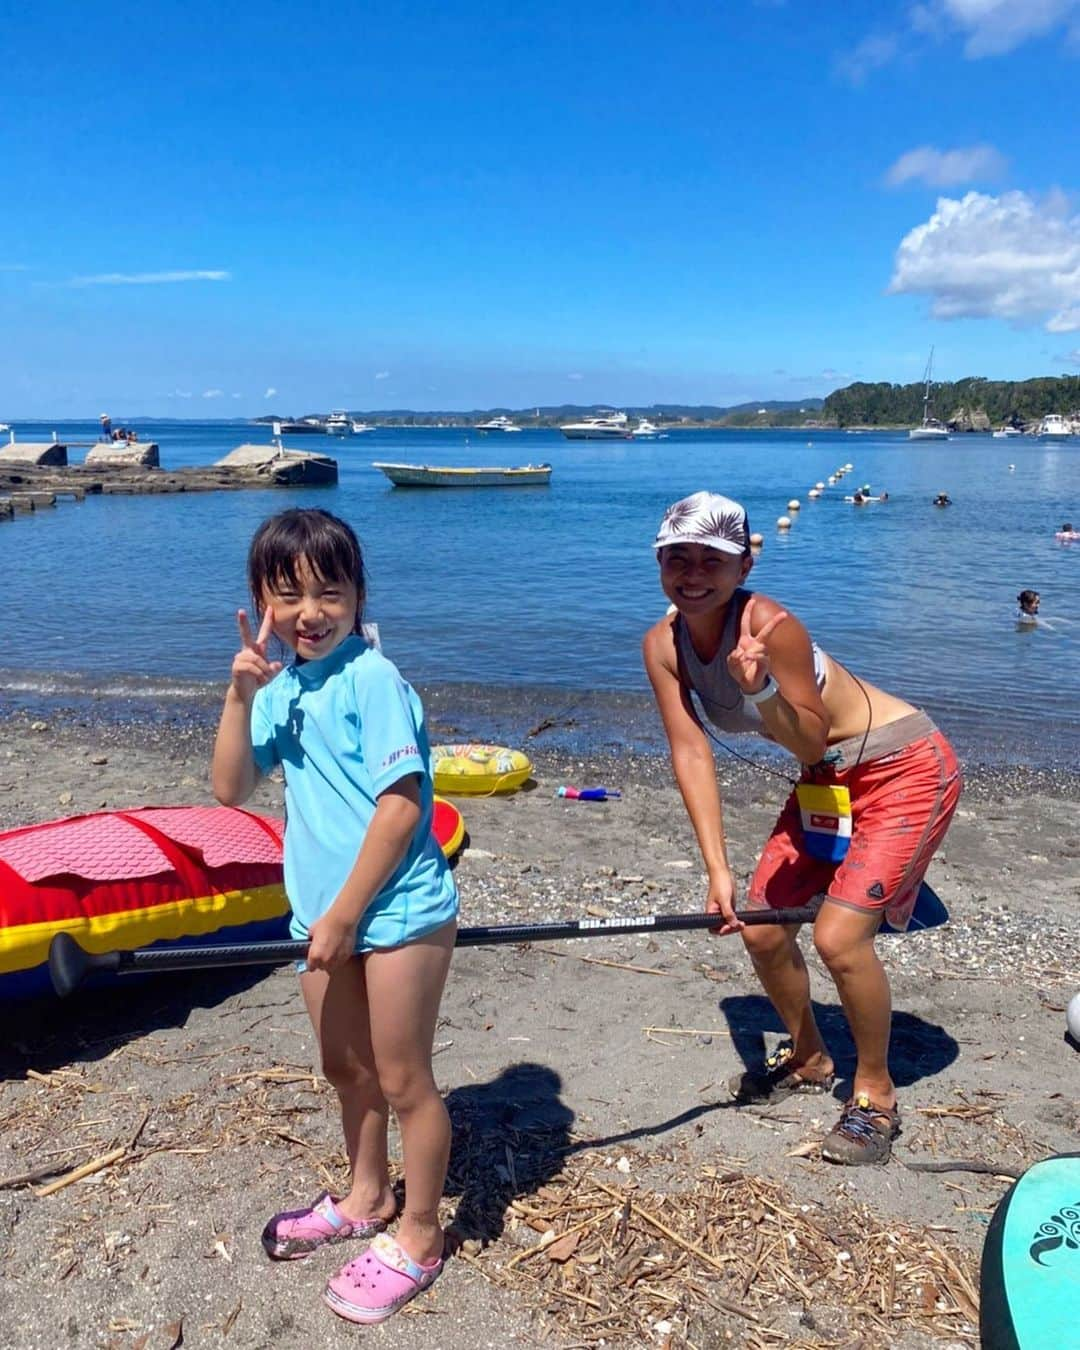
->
xmin=0 ymin=440 xmax=337 ymax=522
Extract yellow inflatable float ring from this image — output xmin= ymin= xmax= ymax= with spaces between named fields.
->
xmin=430 ymin=744 xmax=532 ymax=796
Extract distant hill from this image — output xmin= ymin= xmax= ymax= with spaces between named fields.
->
xmin=255 ymin=399 xmax=826 ymax=428
xmin=823 ymin=374 xmax=1080 ymax=428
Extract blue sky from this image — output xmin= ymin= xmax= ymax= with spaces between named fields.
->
xmin=2 ymin=0 xmax=1078 ymax=417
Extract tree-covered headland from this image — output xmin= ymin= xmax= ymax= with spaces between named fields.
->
xmin=822 ymin=374 xmax=1080 ymax=429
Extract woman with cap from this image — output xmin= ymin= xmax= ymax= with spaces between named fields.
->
xmin=642 ymin=492 xmax=962 ymax=1165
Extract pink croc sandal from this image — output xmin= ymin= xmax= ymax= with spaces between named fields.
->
xmin=261 ymin=1192 xmax=390 ymax=1261
xmin=325 ymin=1231 xmax=443 ymax=1324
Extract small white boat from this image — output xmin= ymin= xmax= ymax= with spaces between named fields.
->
xmin=909 ymin=348 xmax=950 ymax=441
xmin=1038 ymin=414 xmax=1074 ymax=439
xmin=373 ymin=461 xmax=552 ymax=488
xmin=560 ymin=411 xmax=630 ymax=440
xmin=631 ymin=418 xmax=660 ymax=439
xmin=325 ymin=411 xmax=351 ymax=435
xmin=350 ymin=420 xmax=375 ymax=434
xmin=992 ymin=426 xmax=1022 ymax=438
xmin=474 ymin=414 xmax=520 ymax=432
xmin=0 ymin=423 xmax=9 ymax=434
xmin=272 ymin=419 xmax=323 ymax=435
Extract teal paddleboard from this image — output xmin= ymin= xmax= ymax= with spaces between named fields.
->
xmin=980 ymin=1152 xmax=1080 ymax=1348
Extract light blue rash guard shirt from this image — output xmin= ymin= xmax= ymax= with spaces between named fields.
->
xmin=250 ymin=635 xmax=458 ymax=948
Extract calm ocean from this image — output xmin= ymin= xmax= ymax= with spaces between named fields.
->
xmin=1 ymin=420 xmax=1077 ymax=766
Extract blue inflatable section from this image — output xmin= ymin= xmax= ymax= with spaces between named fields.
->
xmin=1 ymin=914 xmax=291 ymax=1001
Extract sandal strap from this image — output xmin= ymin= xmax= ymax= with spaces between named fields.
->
xmin=369 ymin=1232 xmax=440 ymax=1286
xmin=764 ymin=1044 xmax=795 ymax=1072
xmin=313 ymin=1194 xmax=350 ymax=1232
xmin=835 ymin=1095 xmax=898 ymax=1143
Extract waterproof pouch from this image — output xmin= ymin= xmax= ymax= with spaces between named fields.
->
xmin=795 ymin=783 xmax=852 ymax=862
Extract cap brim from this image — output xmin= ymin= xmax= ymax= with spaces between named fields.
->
xmin=654 ymin=534 xmax=744 ymax=555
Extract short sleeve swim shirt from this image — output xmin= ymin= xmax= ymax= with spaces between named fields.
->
xmin=251 ymin=636 xmax=458 ymax=945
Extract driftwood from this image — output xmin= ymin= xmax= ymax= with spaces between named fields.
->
xmin=903 ymin=1158 xmax=1024 ymax=1179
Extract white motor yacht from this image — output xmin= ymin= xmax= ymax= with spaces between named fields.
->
xmin=560 ymin=411 xmax=630 ymax=440
xmin=1038 ymin=414 xmax=1074 ymax=439
xmin=325 ymin=411 xmax=351 ymax=435
xmin=992 ymin=425 xmax=1022 ymax=438
xmin=474 ymin=414 xmax=520 ymax=432
xmin=350 ymin=420 xmax=375 ymax=434
xmin=631 ymin=418 xmax=660 ymax=439
xmin=908 ymin=348 xmax=950 ymax=441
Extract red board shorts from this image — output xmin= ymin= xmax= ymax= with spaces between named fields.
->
xmin=747 ymin=711 xmax=962 ymax=931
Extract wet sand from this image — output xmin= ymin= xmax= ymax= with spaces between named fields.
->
xmin=1 ymin=709 xmax=1078 ymax=1348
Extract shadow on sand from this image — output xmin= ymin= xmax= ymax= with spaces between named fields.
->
xmin=444 ymin=1062 xmax=575 ymax=1246
xmin=719 ymin=993 xmax=960 ymax=1100
xmin=0 ymin=965 xmax=276 ymax=1081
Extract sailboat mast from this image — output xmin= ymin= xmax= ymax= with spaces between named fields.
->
xmin=921 ymin=346 xmax=936 ymax=424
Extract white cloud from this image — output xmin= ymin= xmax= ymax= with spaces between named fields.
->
xmin=232 ymin=393 xmax=242 ymax=399
xmin=374 ymin=370 xmax=391 ymax=381
xmin=841 ymin=1 xmax=1079 ymax=83
xmin=913 ymin=0 xmax=1080 ymax=58
xmin=567 ymin=372 xmax=584 ymax=381
xmin=888 ymin=190 xmax=1080 ymax=332
xmin=835 ymin=33 xmax=900 ymax=84
xmin=203 ymin=388 xmax=224 ymax=399
xmin=68 ymin=270 xmax=230 ymax=287
xmin=169 ymin=389 xmax=193 ymax=399
xmin=1058 ymin=347 xmax=1080 ymax=365
xmin=264 ymin=386 xmax=277 ymax=398
xmin=885 ymin=143 xmax=1007 ymax=188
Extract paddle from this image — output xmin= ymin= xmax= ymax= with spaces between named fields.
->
xmin=48 ymin=900 xmax=824 ymax=998
xmin=48 ymin=883 xmax=949 ymax=997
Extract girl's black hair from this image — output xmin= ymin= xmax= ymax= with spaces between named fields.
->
xmin=1017 ymin=589 xmax=1039 ymax=607
xmin=248 ymin=508 xmax=366 ymax=632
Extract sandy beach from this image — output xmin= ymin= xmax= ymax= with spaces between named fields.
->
xmin=2 ymin=707 xmax=1078 ymax=1349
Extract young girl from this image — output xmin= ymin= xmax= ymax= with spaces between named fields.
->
xmin=212 ymin=507 xmax=458 ymax=1323
xmin=1016 ymin=590 xmax=1040 ymax=625
xmin=643 ymin=492 xmax=962 ymax=1165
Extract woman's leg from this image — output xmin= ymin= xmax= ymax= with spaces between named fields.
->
xmin=301 ymin=963 xmax=398 ymax=1222
xmin=742 ymin=791 xmax=836 ymax=1078
xmin=364 ymin=921 xmax=456 ymax=1266
xmin=811 ymin=904 xmax=894 ymax=1106
xmin=740 ymin=922 xmax=834 ymax=1078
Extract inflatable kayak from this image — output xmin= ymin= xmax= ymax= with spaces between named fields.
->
xmin=0 ymin=798 xmax=466 ymax=999
xmin=430 ymin=744 xmax=532 ymax=795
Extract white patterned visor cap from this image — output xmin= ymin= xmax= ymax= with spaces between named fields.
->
xmin=653 ymin=492 xmax=749 ymax=556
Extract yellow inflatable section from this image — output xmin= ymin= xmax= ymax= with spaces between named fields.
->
xmin=430 ymin=744 xmax=532 ymax=796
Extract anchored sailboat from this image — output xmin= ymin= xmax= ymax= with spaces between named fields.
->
xmin=909 ymin=348 xmax=950 ymax=441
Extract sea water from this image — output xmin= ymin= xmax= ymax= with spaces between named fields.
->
xmin=1 ymin=420 xmax=1077 ymax=765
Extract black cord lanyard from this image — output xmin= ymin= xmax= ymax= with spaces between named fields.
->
xmin=686 ymin=660 xmax=874 ymax=786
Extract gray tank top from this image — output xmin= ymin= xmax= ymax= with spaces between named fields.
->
xmin=675 ymin=588 xmax=828 ymax=735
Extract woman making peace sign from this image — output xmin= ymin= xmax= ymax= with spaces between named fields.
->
xmin=643 ymin=492 xmax=961 ymax=1164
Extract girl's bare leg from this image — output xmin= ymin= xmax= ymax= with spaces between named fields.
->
xmin=301 ymin=963 xmax=398 ymax=1222
xmin=364 ymin=920 xmax=456 ymax=1266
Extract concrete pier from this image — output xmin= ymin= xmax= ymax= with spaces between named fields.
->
xmin=0 ymin=442 xmax=68 ymax=467
xmin=0 ymin=441 xmax=338 ymax=522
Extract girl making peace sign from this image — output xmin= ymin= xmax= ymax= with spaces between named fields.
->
xmin=212 ymin=508 xmax=457 ymax=1323
xmin=643 ymin=492 xmax=961 ymax=1164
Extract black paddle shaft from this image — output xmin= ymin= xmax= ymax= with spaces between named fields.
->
xmin=48 ymin=897 xmax=824 ymax=998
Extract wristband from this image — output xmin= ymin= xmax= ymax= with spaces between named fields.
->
xmin=742 ymin=675 xmax=780 ymax=705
